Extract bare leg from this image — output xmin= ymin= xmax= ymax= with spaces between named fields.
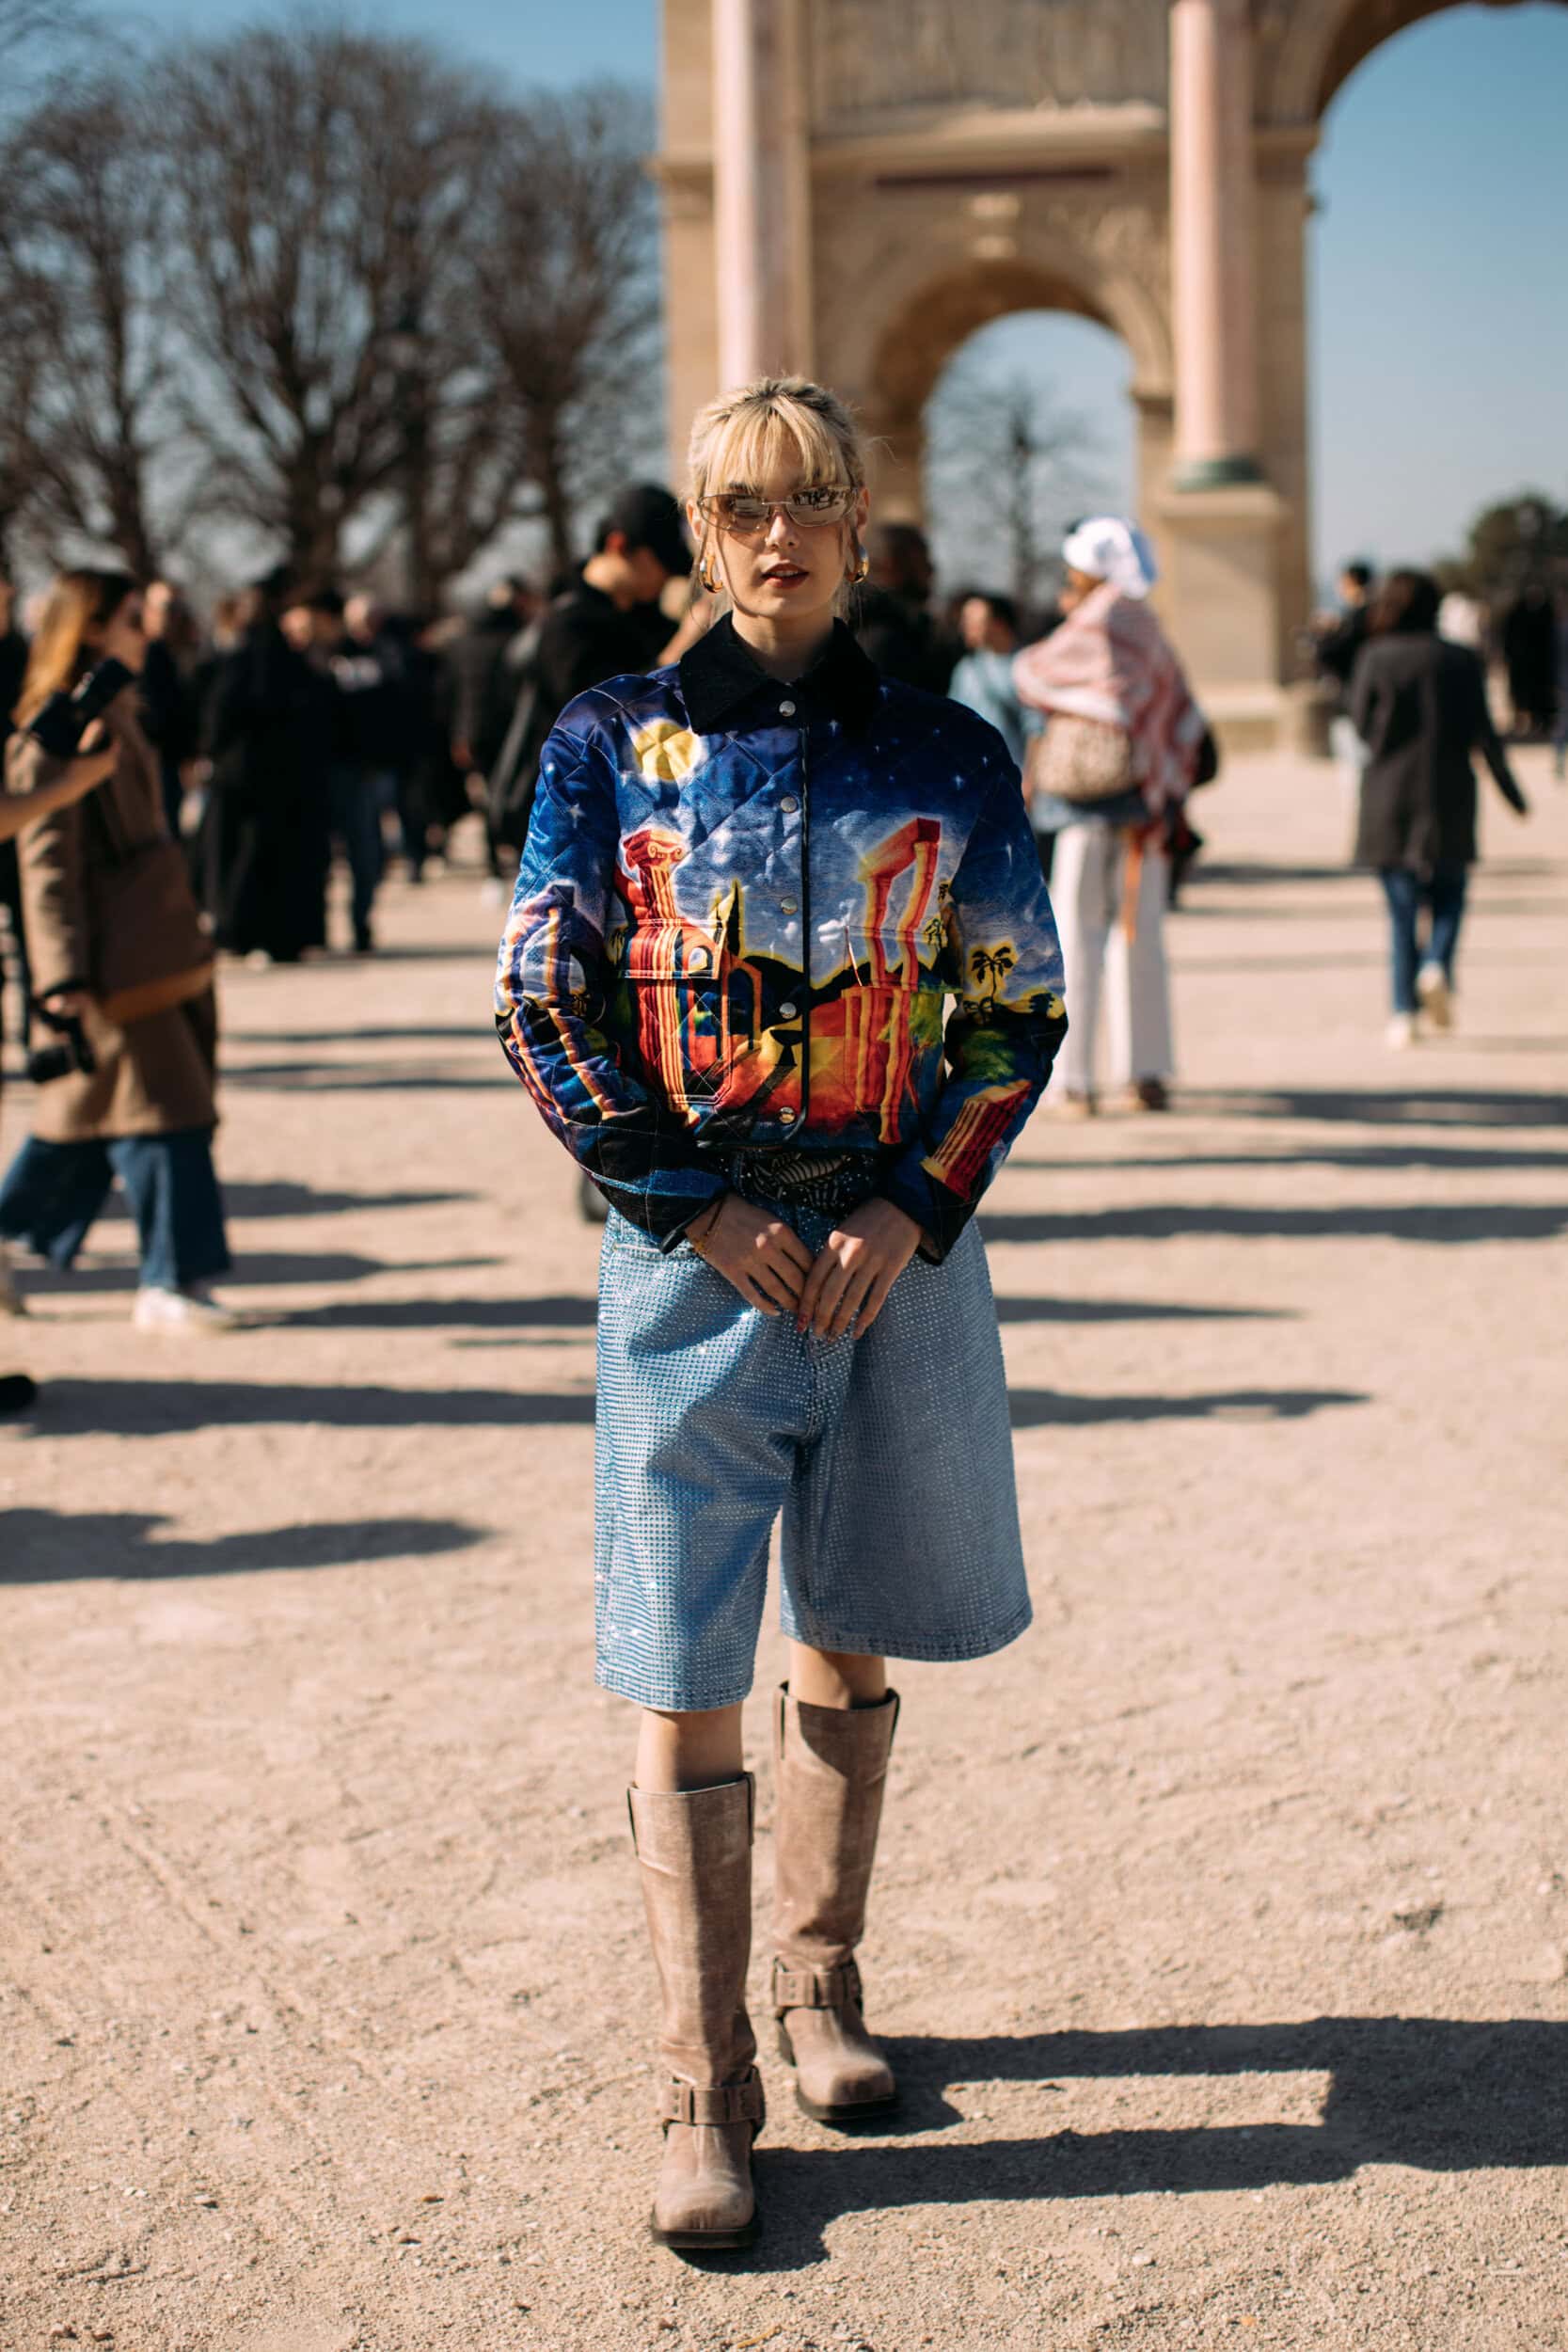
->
xmin=635 ymin=1702 xmax=745 ymax=1792
xmin=786 ymin=1642 xmax=887 ymax=1709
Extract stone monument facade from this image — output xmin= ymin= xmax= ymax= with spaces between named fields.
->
xmin=657 ymin=0 xmax=1539 ymax=745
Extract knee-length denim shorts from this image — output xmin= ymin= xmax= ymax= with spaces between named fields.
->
xmin=594 ymin=1205 xmax=1031 ymax=1711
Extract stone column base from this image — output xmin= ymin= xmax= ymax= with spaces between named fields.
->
xmin=1156 ymin=478 xmax=1287 ymax=750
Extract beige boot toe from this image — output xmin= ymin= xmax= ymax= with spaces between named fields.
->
xmin=649 ymin=2076 xmax=763 ymax=2249
xmin=774 ymin=1961 xmax=898 ymax=2122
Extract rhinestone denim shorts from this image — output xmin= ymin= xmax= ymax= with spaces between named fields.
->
xmin=593 ymin=1205 xmax=1031 ymax=1711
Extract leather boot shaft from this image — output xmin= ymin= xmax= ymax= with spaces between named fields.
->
xmin=771 ymin=1687 xmax=901 ymax=2122
xmin=628 ymin=1775 xmax=763 ymax=2248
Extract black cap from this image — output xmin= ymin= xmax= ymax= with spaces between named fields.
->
xmin=600 ymin=482 xmax=691 ymax=579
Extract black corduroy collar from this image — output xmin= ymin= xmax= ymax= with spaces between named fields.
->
xmin=679 ymin=612 xmax=880 ymax=735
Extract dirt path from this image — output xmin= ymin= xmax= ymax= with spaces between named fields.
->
xmin=3 ymin=750 xmax=1564 ymax=2352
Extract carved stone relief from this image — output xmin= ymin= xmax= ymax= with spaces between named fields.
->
xmin=808 ymin=0 xmax=1174 ymax=120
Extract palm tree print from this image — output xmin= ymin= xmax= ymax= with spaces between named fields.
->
xmin=969 ymin=944 xmax=1017 ymax=1001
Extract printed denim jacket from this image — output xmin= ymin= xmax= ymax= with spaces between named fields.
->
xmin=494 ymin=616 xmax=1068 ymax=1256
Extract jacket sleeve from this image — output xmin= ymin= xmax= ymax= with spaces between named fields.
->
xmin=879 ymin=746 xmax=1068 ymax=1259
xmin=6 ymin=734 xmax=90 ymax=996
xmin=1465 ymin=651 xmax=1528 ymax=810
xmin=493 ymin=720 xmax=727 ymax=1248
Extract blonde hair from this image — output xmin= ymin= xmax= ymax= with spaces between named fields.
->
xmin=687 ymin=375 xmax=869 ymax=613
xmin=15 ymin=568 xmax=136 ymax=727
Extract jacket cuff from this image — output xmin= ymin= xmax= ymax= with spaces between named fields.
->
xmin=878 ymin=1155 xmax=975 ymax=1265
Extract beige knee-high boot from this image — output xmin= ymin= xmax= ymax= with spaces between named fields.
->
xmin=628 ymin=1776 xmax=765 ymax=2249
xmin=771 ymin=1686 xmax=900 ymax=2124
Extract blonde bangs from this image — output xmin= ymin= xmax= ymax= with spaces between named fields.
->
xmin=688 ymin=376 xmax=867 ymax=502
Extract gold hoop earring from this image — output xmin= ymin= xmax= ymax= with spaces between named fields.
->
xmin=852 ymin=544 xmax=870 ymax=584
xmin=699 ymin=558 xmax=721 ymax=594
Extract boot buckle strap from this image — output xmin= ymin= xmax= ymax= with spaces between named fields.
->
xmin=660 ymin=2069 xmax=766 ymax=2129
xmin=771 ymin=1956 xmax=863 ymax=2014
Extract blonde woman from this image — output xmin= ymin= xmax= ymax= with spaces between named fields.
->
xmin=496 ymin=379 xmax=1067 ymax=2248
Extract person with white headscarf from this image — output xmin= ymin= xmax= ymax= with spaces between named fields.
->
xmin=1014 ymin=516 xmax=1206 ymax=1113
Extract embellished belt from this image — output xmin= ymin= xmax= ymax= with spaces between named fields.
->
xmin=721 ymin=1147 xmax=885 ymax=1217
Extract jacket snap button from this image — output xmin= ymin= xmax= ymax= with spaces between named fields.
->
xmin=779 ymin=699 xmax=797 ymax=717
xmin=779 ymin=1106 xmax=797 ymax=1121
xmin=779 ymin=1000 xmax=798 ymax=1020
xmin=780 ymin=896 xmax=799 ymax=914
xmin=780 ymin=795 xmax=800 ymax=814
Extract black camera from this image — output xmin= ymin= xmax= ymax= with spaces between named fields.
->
xmin=25 ymin=1007 xmax=97 ymax=1086
xmin=25 ymin=658 xmax=134 ymax=759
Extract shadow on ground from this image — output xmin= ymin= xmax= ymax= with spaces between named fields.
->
xmin=19 ymin=1378 xmax=1358 ymax=1436
xmin=1007 ymin=1386 xmax=1364 ymax=1425
xmin=273 ymin=1293 xmax=1285 ymax=1333
xmin=714 ymin=2018 xmax=1568 ymax=2270
xmin=1174 ymin=1085 xmax=1568 ymax=1128
xmin=22 ymin=1252 xmax=496 ymax=1294
xmin=98 ymin=1181 xmax=474 ymax=1221
xmin=1012 ymin=1143 xmax=1568 ymax=1176
xmin=26 ymin=1379 xmax=597 ymax=1434
xmin=981 ymin=1203 xmax=1568 ymax=1246
xmin=1 ymin=1509 xmax=486 ymax=1583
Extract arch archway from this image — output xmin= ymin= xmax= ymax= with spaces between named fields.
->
xmin=1262 ymin=0 xmax=1564 ymax=124
xmin=851 ymin=253 xmax=1169 ymax=543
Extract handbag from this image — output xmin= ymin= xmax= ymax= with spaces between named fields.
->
xmin=1025 ymin=714 xmax=1139 ymax=806
xmin=86 ymin=782 xmax=214 ymax=1027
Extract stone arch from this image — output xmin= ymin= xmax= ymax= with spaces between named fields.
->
xmin=865 ymin=252 xmax=1167 ymax=426
xmin=1262 ymin=0 xmax=1561 ymax=125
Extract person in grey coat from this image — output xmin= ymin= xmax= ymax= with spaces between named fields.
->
xmin=1350 ymin=569 xmax=1528 ymax=1045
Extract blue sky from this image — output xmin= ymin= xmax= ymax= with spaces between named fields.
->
xmin=131 ymin=1 xmax=1568 ymax=578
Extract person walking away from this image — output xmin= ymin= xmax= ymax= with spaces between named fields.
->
xmin=496 ymin=375 xmax=1067 ymax=2249
xmin=853 ymin=521 xmax=957 ymax=693
xmin=949 ymin=591 xmax=1048 ymax=874
xmin=273 ymin=584 xmax=365 ymax=953
xmin=138 ymin=580 xmax=201 ymax=836
xmin=1350 ymin=568 xmax=1528 ymax=1046
xmin=1553 ymin=590 xmax=1568 ymax=782
xmin=1015 ymin=517 xmax=1203 ymax=1115
xmin=330 ymin=595 xmax=404 ymax=953
xmin=1501 ymin=586 xmax=1557 ymax=739
xmin=204 ymin=576 xmax=330 ymax=963
xmin=0 ymin=571 xmax=233 ymax=1330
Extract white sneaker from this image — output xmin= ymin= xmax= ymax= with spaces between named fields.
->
xmin=1416 ymin=964 xmax=1453 ymax=1030
xmin=1385 ymin=1013 xmax=1418 ymax=1050
xmin=133 ymin=1283 xmax=239 ymax=1333
xmin=0 ymin=1244 xmax=26 ymax=1319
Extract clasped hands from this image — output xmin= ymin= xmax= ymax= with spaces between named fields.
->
xmin=687 ymin=1191 xmax=924 ymax=1340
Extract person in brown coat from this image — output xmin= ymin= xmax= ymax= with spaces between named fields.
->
xmin=0 ymin=571 xmax=234 ymax=1331
xmin=0 ymin=705 xmax=124 ymax=1404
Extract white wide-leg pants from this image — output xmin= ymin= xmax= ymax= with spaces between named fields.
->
xmin=1052 ymin=820 xmax=1174 ymax=1096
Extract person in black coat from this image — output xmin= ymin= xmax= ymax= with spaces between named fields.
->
xmin=1350 ymin=568 xmax=1528 ymax=1044
xmin=203 ymin=578 xmax=339 ymax=963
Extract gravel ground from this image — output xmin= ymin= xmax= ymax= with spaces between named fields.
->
xmin=2 ymin=749 xmax=1564 ymax=2352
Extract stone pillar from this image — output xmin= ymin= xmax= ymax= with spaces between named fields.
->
xmin=1162 ymin=0 xmax=1286 ymax=744
xmin=711 ymin=0 xmax=813 ymax=389
xmin=1169 ymin=0 xmax=1261 ymax=486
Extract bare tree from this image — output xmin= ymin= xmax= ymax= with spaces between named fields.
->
xmin=926 ymin=353 xmax=1104 ymax=614
xmin=468 ymin=86 xmax=662 ymax=578
xmin=0 ymin=74 xmax=173 ymax=574
xmin=153 ymin=25 xmax=500 ymax=588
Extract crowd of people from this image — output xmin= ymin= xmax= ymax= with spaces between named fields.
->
xmin=0 ymin=442 xmax=1554 ymax=1403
